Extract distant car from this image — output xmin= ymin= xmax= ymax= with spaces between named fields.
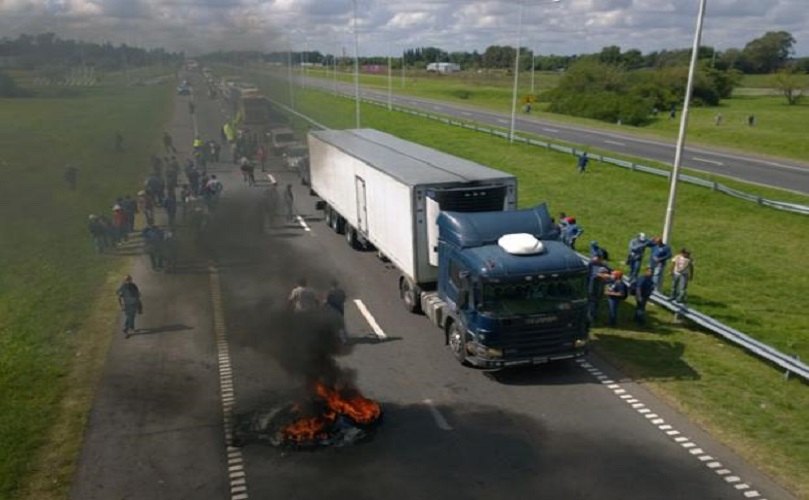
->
xmin=177 ymin=85 xmax=191 ymax=95
xmin=270 ymin=127 xmax=298 ymax=156
xmin=284 ymin=145 xmax=309 ymax=171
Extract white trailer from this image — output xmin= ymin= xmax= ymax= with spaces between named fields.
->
xmin=308 ymin=129 xmax=517 ymax=288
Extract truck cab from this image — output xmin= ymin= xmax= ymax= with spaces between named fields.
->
xmin=424 ymin=205 xmax=590 ymax=368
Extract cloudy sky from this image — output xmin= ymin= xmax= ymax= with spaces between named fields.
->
xmin=1 ymin=0 xmax=807 ymax=57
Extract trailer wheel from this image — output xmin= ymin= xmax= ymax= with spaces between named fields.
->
xmin=447 ymin=321 xmax=469 ymax=365
xmin=399 ymin=278 xmax=422 ymax=314
xmin=333 ymin=215 xmax=344 ymax=234
xmin=324 ymin=207 xmax=333 ymax=227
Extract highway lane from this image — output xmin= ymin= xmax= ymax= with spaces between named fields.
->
xmin=190 ymin=75 xmax=796 ymax=500
xmin=300 ymin=76 xmax=809 ymax=195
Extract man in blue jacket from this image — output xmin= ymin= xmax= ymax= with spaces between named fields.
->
xmin=626 ymin=232 xmax=650 ymax=283
xmin=649 ymin=236 xmax=672 ymax=292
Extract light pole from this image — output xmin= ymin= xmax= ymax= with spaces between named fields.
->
xmin=286 ymin=37 xmax=294 ymax=109
xmin=530 ymin=49 xmax=536 ymax=95
xmin=388 ymin=51 xmax=393 ymax=110
xmin=509 ymin=0 xmax=561 ymax=143
xmin=352 ymin=0 xmax=361 ymax=128
xmin=662 ymin=0 xmax=707 ymax=244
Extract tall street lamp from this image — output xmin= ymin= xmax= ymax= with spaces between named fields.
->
xmin=509 ymin=0 xmax=561 ymax=143
xmin=352 ymin=0 xmax=361 ymax=128
xmin=662 ymin=0 xmax=707 ymax=244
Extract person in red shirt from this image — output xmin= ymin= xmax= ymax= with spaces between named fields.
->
xmin=256 ymin=145 xmax=267 ymax=172
xmin=112 ymin=205 xmax=128 ymax=245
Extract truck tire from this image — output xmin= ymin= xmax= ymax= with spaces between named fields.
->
xmin=324 ymin=207 xmax=333 ymax=227
xmin=333 ymin=215 xmax=344 ymax=234
xmin=345 ymin=225 xmax=358 ymax=249
xmin=399 ymin=278 xmax=422 ymax=314
xmin=447 ymin=321 xmax=469 ymax=365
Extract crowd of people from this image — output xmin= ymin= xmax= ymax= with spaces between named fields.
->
xmin=555 ymin=212 xmax=694 ymax=327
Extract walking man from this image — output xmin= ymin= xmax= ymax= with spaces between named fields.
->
xmin=577 ymin=152 xmax=589 ymax=174
xmin=163 ymin=131 xmax=177 ymax=154
xmin=670 ymin=248 xmax=694 ymax=303
xmin=283 ymin=184 xmax=295 ymax=223
xmin=142 ymin=223 xmax=165 ymax=271
xmin=325 ymin=280 xmax=348 ymax=343
xmin=117 ymin=275 xmax=141 ymax=338
xmin=64 ymin=164 xmax=78 ymax=190
xmin=288 ymin=278 xmax=318 ymax=313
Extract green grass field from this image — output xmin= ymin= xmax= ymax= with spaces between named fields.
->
xmin=249 ymin=76 xmax=809 ymax=496
xmin=296 ymin=66 xmax=809 ymax=163
xmin=0 ymin=74 xmax=173 ymax=499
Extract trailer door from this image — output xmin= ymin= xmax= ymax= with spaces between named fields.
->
xmin=355 ymin=176 xmax=368 ymax=235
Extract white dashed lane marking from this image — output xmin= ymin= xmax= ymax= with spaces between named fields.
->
xmin=353 ymin=299 xmax=386 ymax=339
xmin=210 ymin=266 xmax=249 ymax=500
xmin=692 ymin=156 xmax=724 ymax=166
xmin=575 ymin=359 xmax=767 ymax=500
xmin=423 ymin=399 xmax=453 ymax=431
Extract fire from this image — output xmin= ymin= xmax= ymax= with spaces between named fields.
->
xmin=282 ymin=382 xmax=381 ymax=444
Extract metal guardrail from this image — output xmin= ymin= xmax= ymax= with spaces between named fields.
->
xmin=267 ymin=95 xmax=809 ymax=382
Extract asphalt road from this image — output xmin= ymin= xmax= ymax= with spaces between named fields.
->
xmin=70 ymin=72 xmax=797 ymax=500
xmin=301 ymin=76 xmax=809 ymax=195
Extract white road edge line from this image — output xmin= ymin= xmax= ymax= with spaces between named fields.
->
xmin=692 ymin=157 xmax=724 ymax=166
xmin=353 ymin=299 xmax=387 ymax=339
xmin=210 ymin=266 xmax=249 ymax=500
xmin=542 ymin=127 xmax=560 ymax=133
xmin=295 ymin=215 xmax=311 ymax=232
xmin=574 ymin=359 xmax=764 ymax=499
xmin=423 ymin=399 xmax=453 ymax=431
xmin=604 ymin=139 xmax=626 ymax=146
xmin=266 ymin=173 xmax=276 ymax=184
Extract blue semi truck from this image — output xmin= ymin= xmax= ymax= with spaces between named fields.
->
xmin=308 ymin=129 xmax=590 ymax=368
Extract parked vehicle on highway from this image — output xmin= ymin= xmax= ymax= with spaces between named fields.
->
xmin=270 ymin=127 xmax=298 ymax=156
xmin=308 ymin=129 xmax=590 ymax=368
xmin=284 ymin=145 xmax=309 ymax=172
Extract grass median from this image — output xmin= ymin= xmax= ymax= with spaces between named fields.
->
xmin=0 ymin=74 xmax=174 ymax=499
xmin=252 ymin=81 xmax=809 ymax=496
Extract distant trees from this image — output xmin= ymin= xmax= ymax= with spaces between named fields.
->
xmin=742 ymin=31 xmax=796 ymax=74
xmin=773 ymin=68 xmax=805 ymax=105
xmin=0 ymin=70 xmax=27 ymax=97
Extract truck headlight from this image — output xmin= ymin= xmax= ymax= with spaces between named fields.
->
xmin=486 ymin=348 xmax=503 ymax=358
xmin=574 ymin=339 xmax=588 ymax=348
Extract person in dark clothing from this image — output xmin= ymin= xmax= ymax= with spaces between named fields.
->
xmin=141 ymin=224 xmax=165 ymax=270
xmin=88 ymin=214 xmax=107 ymax=253
xmin=163 ymin=131 xmax=177 ymax=154
xmin=325 ymin=280 xmax=348 ymax=343
xmin=163 ymin=230 xmax=178 ymax=273
xmin=634 ymin=267 xmax=654 ymax=325
xmin=163 ymin=194 xmax=178 ymax=228
xmin=283 ymin=184 xmax=295 ymax=223
xmin=626 ymin=232 xmax=649 ymax=284
xmin=122 ymin=196 xmax=138 ymax=232
xmin=649 ymin=236 xmax=673 ymax=292
xmin=604 ymin=270 xmax=628 ymax=327
xmin=587 ymin=256 xmax=611 ymax=323
xmin=117 ymin=275 xmax=141 ymax=337
xmin=577 ymin=152 xmax=589 ymax=174
xmin=64 ymin=164 xmax=78 ymax=190
xmin=115 ymin=132 xmax=124 ymax=152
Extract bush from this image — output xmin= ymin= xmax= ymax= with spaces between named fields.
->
xmin=0 ymin=71 xmax=28 ymax=97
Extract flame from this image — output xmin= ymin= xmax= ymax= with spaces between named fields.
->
xmin=281 ymin=382 xmax=381 ymax=443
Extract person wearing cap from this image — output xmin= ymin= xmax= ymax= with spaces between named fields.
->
xmin=670 ymin=248 xmax=694 ymax=303
xmin=589 ymin=241 xmax=609 ymax=261
xmin=562 ymin=217 xmax=583 ymax=249
xmin=604 ymin=270 xmax=629 ymax=327
xmin=626 ymin=232 xmax=650 ymax=283
xmin=116 ymin=275 xmax=141 ymax=337
xmin=112 ymin=203 xmax=128 ymax=245
xmin=648 ymin=236 xmax=673 ymax=292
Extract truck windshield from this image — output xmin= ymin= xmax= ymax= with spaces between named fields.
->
xmin=478 ymin=276 xmax=587 ymax=315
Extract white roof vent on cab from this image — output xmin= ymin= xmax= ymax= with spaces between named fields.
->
xmin=498 ymin=233 xmax=544 ymax=255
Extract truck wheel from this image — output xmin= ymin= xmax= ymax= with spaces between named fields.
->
xmin=447 ymin=322 xmax=469 ymax=365
xmin=324 ymin=207 xmax=333 ymax=227
xmin=400 ymin=278 xmax=422 ymax=314
xmin=333 ymin=215 xmax=344 ymax=234
xmin=345 ymin=225 xmax=358 ymax=249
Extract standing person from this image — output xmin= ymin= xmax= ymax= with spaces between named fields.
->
xmin=256 ymin=145 xmax=267 ymax=172
xmin=188 ymin=101 xmax=195 ymax=115
xmin=562 ymin=217 xmax=583 ymax=250
xmin=122 ymin=195 xmax=138 ymax=232
xmin=626 ymin=232 xmax=649 ymax=283
xmin=669 ymin=104 xmax=676 ymax=120
xmin=577 ymin=152 xmax=589 ymax=174
xmin=748 ymin=114 xmax=755 ymax=127
xmin=141 ymin=223 xmax=165 ymax=271
xmin=163 ymin=230 xmax=178 ymax=273
xmin=670 ymin=248 xmax=694 ymax=303
xmin=88 ymin=215 xmax=107 ymax=253
xmin=604 ymin=270 xmax=628 ymax=327
xmin=64 ymin=164 xmax=78 ymax=190
xmin=325 ymin=280 xmax=348 ymax=343
xmin=589 ymin=241 xmax=609 ymax=261
xmin=648 ymin=237 xmax=673 ymax=292
xmin=587 ymin=256 xmax=611 ymax=323
xmin=115 ymin=132 xmax=124 ymax=153
xmin=163 ymin=131 xmax=177 ymax=154
xmin=203 ymin=174 xmax=223 ymax=211
xmin=117 ymin=275 xmax=141 ymax=338
xmin=283 ymin=184 xmax=295 ymax=223
xmin=245 ymin=161 xmax=256 ymax=187
xmin=163 ymin=194 xmax=178 ymax=228
xmin=288 ymin=278 xmax=318 ymax=313
xmin=112 ymin=204 xmax=128 ymax=245
xmin=239 ymin=157 xmax=251 ymax=183
xmin=634 ymin=268 xmax=654 ymax=325
xmin=263 ymin=181 xmax=280 ymax=227
xmin=179 ymin=184 xmax=192 ymax=222
xmin=137 ymin=190 xmax=155 ymax=226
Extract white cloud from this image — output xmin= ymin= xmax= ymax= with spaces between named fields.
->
xmin=0 ymin=0 xmax=806 ymax=56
